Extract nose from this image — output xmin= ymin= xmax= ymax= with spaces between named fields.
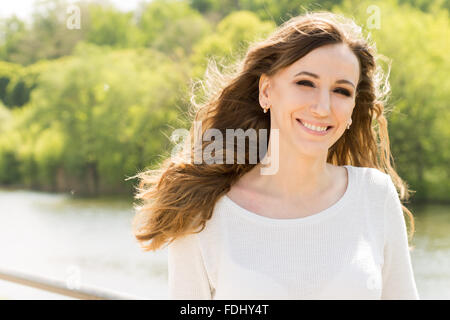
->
xmin=311 ymin=87 xmax=331 ymax=116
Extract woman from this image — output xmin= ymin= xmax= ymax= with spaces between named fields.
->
xmin=130 ymin=11 xmax=419 ymax=300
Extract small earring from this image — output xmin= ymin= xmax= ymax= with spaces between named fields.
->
xmin=346 ymin=123 xmax=351 ymax=130
xmin=263 ymin=104 xmax=270 ymax=113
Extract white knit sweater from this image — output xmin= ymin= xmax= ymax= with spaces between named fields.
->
xmin=167 ymin=165 xmax=420 ymax=299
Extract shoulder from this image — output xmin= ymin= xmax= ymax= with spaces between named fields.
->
xmin=347 ymin=165 xmax=390 ymax=198
xmin=348 ymin=165 xmax=389 ymax=186
xmin=348 ymin=166 xmax=395 ymax=236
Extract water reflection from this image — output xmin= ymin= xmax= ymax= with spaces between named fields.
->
xmin=0 ymin=188 xmax=168 ymax=299
xmin=408 ymin=203 xmax=450 ymax=299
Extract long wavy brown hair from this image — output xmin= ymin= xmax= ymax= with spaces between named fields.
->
xmin=128 ymin=11 xmax=416 ymax=252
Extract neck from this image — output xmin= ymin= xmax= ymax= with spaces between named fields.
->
xmin=250 ymin=137 xmax=335 ymax=201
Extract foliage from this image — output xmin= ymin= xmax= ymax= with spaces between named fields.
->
xmin=190 ymin=10 xmax=276 ymax=77
xmin=0 ymin=0 xmax=448 ymax=200
xmin=138 ymin=0 xmax=213 ymax=58
xmin=85 ymin=2 xmax=144 ymax=48
xmin=0 ymin=60 xmax=49 ymax=107
xmin=334 ymin=0 xmax=450 ymax=200
xmin=0 ymin=43 xmax=191 ymax=193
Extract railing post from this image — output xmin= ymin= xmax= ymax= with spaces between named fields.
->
xmin=0 ymin=267 xmax=143 ymax=300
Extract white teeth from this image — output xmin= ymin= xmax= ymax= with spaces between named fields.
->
xmin=299 ymin=120 xmax=328 ymax=132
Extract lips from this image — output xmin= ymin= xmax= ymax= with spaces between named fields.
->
xmin=296 ymin=118 xmax=333 ymax=130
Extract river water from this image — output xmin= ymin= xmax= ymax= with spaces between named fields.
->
xmin=0 ymin=188 xmax=448 ymax=299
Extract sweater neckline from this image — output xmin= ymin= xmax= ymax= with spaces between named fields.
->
xmin=222 ymin=165 xmax=355 ymax=225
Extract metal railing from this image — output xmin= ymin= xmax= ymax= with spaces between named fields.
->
xmin=0 ymin=266 xmax=143 ymax=300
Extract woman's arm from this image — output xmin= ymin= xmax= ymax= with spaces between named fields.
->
xmin=167 ymin=232 xmax=213 ymax=299
xmin=381 ymin=175 xmax=420 ymax=299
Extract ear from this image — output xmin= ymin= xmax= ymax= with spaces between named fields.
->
xmin=258 ymin=73 xmax=271 ymax=106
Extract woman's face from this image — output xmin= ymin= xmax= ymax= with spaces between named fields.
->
xmin=259 ymin=43 xmax=360 ymax=157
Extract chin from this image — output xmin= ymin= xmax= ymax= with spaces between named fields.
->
xmin=293 ymin=141 xmax=330 ymax=157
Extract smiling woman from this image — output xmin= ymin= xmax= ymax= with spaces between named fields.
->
xmin=129 ymin=10 xmax=419 ymax=300
xmin=256 ymin=42 xmax=360 ymax=162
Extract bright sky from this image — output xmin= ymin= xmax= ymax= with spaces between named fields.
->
xmin=0 ymin=0 xmax=148 ymax=20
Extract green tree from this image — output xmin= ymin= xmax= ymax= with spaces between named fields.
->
xmin=189 ymin=0 xmax=344 ymax=24
xmin=0 ymin=16 xmax=27 ymax=63
xmin=335 ymin=0 xmax=450 ymax=201
xmin=85 ymin=3 xmax=144 ymax=47
xmin=2 ymin=43 xmax=191 ymax=194
xmin=0 ymin=61 xmax=49 ymax=108
xmin=190 ymin=10 xmax=275 ymax=77
xmin=138 ymin=0 xmax=212 ymax=58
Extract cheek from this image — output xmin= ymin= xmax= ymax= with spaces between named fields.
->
xmin=294 ymin=88 xmax=316 ymax=103
xmin=281 ymin=90 xmax=315 ymax=115
xmin=332 ymin=98 xmax=354 ymax=120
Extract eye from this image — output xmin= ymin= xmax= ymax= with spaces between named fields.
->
xmin=334 ymin=87 xmax=352 ymax=97
xmin=296 ymin=80 xmax=315 ymax=87
xmin=296 ymin=80 xmax=352 ymax=97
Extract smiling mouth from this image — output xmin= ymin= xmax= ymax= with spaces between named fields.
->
xmin=296 ymin=119 xmax=333 ymax=131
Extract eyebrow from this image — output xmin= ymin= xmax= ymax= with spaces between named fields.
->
xmin=294 ymin=71 xmax=355 ymax=89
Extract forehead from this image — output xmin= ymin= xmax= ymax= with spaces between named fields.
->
xmin=281 ymin=43 xmax=360 ymax=83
